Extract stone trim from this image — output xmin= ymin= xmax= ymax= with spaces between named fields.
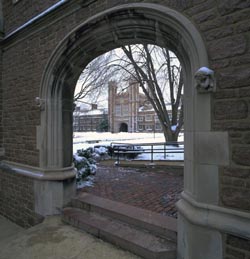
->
xmin=0 ymin=160 xmax=76 ymax=181
xmin=2 ymin=0 xmax=76 ymax=50
xmin=3 ymin=0 xmax=98 ymax=46
xmin=195 ymin=131 xmax=230 ymax=166
xmin=6 ymin=0 xmax=68 ymax=38
xmin=177 ymin=192 xmax=250 ymax=239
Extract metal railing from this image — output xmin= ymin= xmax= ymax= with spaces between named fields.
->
xmin=110 ymin=141 xmax=184 ymax=164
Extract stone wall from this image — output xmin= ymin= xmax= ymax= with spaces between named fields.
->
xmin=0 ymin=167 xmax=43 ymax=228
xmin=2 ymin=38 xmax=41 ymax=166
xmin=199 ymin=1 xmax=250 ymax=255
xmin=2 ymin=0 xmax=58 ymax=34
xmin=224 ymin=234 xmax=250 ymax=259
xmin=220 ymin=167 xmax=250 ymax=211
xmin=209 ymin=1 xmax=250 ymax=211
xmin=1 ymin=0 xmax=220 ymax=167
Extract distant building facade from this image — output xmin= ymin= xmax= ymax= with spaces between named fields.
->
xmin=73 ymin=81 xmax=174 ymax=133
xmin=73 ymin=103 xmax=108 ymax=132
xmin=108 ymin=81 xmax=165 ymax=133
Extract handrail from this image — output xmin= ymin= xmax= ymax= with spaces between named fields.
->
xmin=110 ymin=141 xmax=184 ymax=164
xmin=111 ymin=141 xmax=184 ymax=146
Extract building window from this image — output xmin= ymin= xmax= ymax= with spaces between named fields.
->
xmin=155 ymin=123 xmax=162 ymax=130
xmin=145 ymin=115 xmax=153 ymax=121
xmin=122 ymin=104 xmax=129 ymax=115
xmin=115 ymin=105 xmax=121 ymax=115
xmin=138 ymin=116 xmax=144 ymax=121
xmin=146 ymin=125 xmax=153 ymax=130
xmin=154 ymin=115 xmax=160 ymax=122
xmin=138 ymin=125 xmax=144 ymax=130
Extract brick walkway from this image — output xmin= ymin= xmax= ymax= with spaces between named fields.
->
xmin=78 ymin=162 xmax=183 ymax=218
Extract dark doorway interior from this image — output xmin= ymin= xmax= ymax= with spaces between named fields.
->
xmin=119 ymin=123 xmax=128 ymax=132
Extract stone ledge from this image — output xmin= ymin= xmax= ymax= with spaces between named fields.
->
xmin=177 ymin=192 xmax=250 ymax=239
xmin=0 ymin=160 xmax=76 ymax=181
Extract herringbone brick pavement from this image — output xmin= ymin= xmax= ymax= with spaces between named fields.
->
xmin=78 ymin=162 xmax=183 ymax=218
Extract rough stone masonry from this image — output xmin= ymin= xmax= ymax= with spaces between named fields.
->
xmin=0 ymin=0 xmax=250 ymax=258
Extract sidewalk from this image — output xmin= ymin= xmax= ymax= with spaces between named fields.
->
xmin=0 ymin=215 xmax=24 ymax=241
xmin=0 ymin=215 xmax=140 ymax=259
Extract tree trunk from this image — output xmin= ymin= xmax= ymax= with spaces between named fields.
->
xmin=161 ymin=124 xmax=179 ymax=142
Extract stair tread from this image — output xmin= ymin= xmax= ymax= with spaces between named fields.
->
xmin=73 ymin=193 xmax=177 ymax=233
xmin=63 ymin=207 xmax=176 ymax=253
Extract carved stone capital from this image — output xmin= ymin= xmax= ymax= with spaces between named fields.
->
xmin=195 ymin=67 xmax=216 ymax=93
xmin=35 ymin=97 xmax=46 ymax=111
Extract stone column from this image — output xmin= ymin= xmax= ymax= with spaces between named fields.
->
xmin=177 ymin=68 xmax=229 ymax=259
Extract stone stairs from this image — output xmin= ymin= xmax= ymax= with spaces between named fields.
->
xmin=62 ymin=192 xmax=177 ymax=259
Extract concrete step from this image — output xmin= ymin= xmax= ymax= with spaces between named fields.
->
xmin=71 ymin=192 xmax=177 ymax=241
xmin=62 ymin=207 xmax=176 ymax=259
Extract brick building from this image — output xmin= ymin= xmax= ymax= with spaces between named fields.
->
xmin=108 ymin=80 xmax=165 ymax=133
xmin=73 ymin=103 xmax=108 ymax=132
xmin=0 ymin=1 xmax=250 ymax=258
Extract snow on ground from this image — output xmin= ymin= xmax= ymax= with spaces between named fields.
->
xmin=135 ymin=144 xmax=184 ymax=161
xmin=77 ymin=176 xmax=95 ymax=189
xmin=73 ymin=132 xmax=184 ymax=161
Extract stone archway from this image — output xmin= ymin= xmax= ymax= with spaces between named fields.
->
xmin=39 ymin=3 xmax=209 ymax=169
xmin=38 ymin=3 xmax=226 ymax=258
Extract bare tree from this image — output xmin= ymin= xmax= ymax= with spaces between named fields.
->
xmin=116 ymin=44 xmax=183 ymax=141
xmin=74 ymin=51 xmax=114 ymax=103
xmin=75 ymin=44 xmax=183 ymax=141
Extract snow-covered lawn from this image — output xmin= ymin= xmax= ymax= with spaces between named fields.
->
xmin=73 ymin=132 xmax=184 ymax=161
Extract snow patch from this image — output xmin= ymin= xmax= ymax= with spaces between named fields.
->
xmin=77 ymin=176 xmax=95 ymax=189
xmin=171 ymin=124 xmax=178 ymax=132
xmin=197 ymin=67 xmax=214 ymax=75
